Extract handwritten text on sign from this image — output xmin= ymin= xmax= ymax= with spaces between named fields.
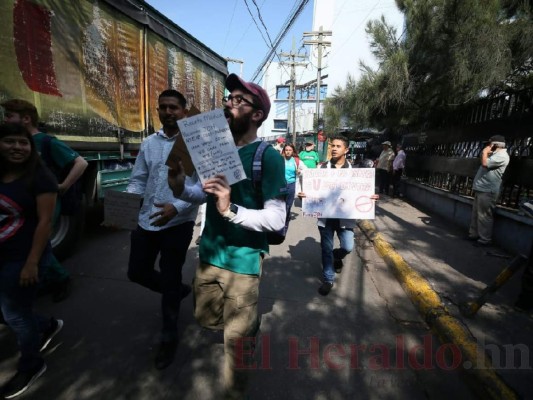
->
xmin=302 ymin=168 xmax=375 ymax=219
xmin=103 ymin=190 xmax=142 ymax=230
xmin=177 ymin=109 xmax=245 ymax=185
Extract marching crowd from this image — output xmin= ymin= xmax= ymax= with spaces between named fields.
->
xmin=1 ymin=72 xmax=528 ymax=400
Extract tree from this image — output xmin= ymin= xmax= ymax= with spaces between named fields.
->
xmin=330 ymin=0 xmax=533 ymax=128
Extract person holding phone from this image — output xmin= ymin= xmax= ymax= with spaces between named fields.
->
xmin=468 ymin=135 xmax=510 ymax=247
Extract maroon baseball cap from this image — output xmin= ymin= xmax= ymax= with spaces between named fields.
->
xmin=225 ymin=73 xmax=271 ymax=122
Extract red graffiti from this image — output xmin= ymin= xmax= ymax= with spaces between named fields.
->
xmin=13 ymin=0 xmax=61 ymax=96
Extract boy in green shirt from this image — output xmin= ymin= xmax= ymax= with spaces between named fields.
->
xmin=299 ymin=142 xmax=320 ymax=168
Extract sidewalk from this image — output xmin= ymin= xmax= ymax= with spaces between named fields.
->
xmin=365 ymin=195 xmax=533 ymax=398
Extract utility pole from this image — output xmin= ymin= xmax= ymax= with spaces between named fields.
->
xmin=279 ymin=39 xmax=307 ymax=144
xmin=225 ymin=57 xmax=244 ymax=77
xmin=303 ymin=26 xmax=331 ymax=133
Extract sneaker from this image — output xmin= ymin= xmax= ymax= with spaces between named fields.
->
xmin=52 ymin=277 xmax=71 ymax=303
xmin=2 ymin=363 xmax=46 ymax=399
xmin=334 ymin=259 xmax=343 ymax=273
xmin=318 ymin=282 xmax=333 ymax=296
xmin=40 ymin=318 xmax=63 ymax=352
xmin=154 ymin=340 xmax=177 ymax=370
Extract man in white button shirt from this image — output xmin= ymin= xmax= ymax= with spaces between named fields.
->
xmin=126 ymin=90 xmax=198 ymax=370
xmin=392 ymin=143 xmax=406 ymax=197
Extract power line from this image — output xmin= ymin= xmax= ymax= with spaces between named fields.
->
xmin=330 ymin=0 xmax=382 ymax=57
xmin=251 ymin=0 xmax=310 ymax=82
xmin=228 ymin=0 xmax=266 ymax=55
xmin=251 ymin=0 xmax=274 ymax=48
xmin=222 ymin=0 xmax=239 ymax=52
xmin=243 ymin=0 xmax=272 ymax=49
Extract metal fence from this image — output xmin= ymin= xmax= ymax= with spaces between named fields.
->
xmin=402 ymin=89 xmax=533 ymax=210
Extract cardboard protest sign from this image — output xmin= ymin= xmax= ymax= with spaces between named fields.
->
xmin=103 ymin=190 xmax=142 ymax=230
xmin=165 ymin=105 xmax=201 ymax=176
xmin=301 ymin=168 xmax=376 ymax=219
xmin=177 ymin=109 xmax=245 ymax=186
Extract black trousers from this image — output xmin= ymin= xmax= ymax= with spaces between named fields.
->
xmin=392 ymin=168 xmax=404 ymax=195
xmin=128 ymin=222 xmax=194 ymax=341
xmin=377 ymin=168 xmax=391 ymax=194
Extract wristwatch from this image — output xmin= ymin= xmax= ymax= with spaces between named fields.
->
xmin=221 ymin=203 xmax=238 ymax=220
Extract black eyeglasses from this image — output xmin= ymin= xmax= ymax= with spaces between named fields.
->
xmin=223 ymin=94 xmax=257 ymax=109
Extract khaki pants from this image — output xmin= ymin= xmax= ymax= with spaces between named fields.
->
xmin=193 ymin=260 xmax=262 ymax=397
xmin=469 ymin=190 xmax=498 ymax=243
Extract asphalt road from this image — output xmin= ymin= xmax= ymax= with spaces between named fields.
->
xmin=0 ymin=207 xmax=473 ymax=399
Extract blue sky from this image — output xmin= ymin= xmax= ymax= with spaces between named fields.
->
xmin=145 ymin=0 xmax=314 ymax=81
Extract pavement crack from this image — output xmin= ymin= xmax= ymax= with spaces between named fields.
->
xmin=357 ymin=242 xmax=428 ymax=331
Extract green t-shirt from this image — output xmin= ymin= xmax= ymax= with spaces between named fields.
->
xmin=199 ymin=142 xmax=286 ymax=276
xmin=299 ymin=150 xmax=319 ymax=168
xmin=33 ymin=132 xmax=79 ymax=169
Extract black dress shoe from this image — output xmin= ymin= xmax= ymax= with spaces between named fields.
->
xmin=155 ymin=340 xmax=177 ymax=370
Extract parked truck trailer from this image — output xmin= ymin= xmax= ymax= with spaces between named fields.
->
xmin=0 ymin=0 xmax=228 ymax=258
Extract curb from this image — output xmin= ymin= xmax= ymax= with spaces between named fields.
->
xmin=357 ymin=219 xmax=519 ymax=400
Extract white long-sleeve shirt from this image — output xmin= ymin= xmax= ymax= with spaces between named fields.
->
xmin=178 ymin=139 xmax=286 ymax=233
xmin=393 ymin=150 xmax=406 ymax=170
xmin=127 ymin=130 xmax=198 ymax=231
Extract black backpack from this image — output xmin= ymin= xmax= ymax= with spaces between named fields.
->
xmin=252 ymin=141 xmax=288 ymax=245
xmin=40 ymin=134 xmax=82 ymax=215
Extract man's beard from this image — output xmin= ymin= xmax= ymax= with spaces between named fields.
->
xmin=225 ymin=107 xmax=252 ymax=137
xmin=161 ymin=118 xmax=178 ymax=131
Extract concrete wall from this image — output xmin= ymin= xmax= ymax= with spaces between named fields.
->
xmin=404 ymin=180 xmax=533 ymax=256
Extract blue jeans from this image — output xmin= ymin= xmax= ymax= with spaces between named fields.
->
xmin=128 ymin=222 xmax=194 ymax=342
xmin=0 ymin=250 xmax=52 ymax=372
xmin=318 ymin=219 xmax=354 ymax=283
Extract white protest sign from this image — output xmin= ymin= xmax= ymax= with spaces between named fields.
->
xmin=103 ymin=190 xmax=142 ymax=230
xmin=177 ymin=109 xmax=245 ymax=185
xmin=301 ymin=168 xmax=376 ymax=219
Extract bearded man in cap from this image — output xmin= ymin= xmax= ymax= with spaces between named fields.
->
xmin=168 ymin=74 xmax=286 ymax=398
xmin=468 ymin=135 xmax=510 ymax=247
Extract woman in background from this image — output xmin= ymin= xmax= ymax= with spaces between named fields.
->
xmin=282 ymin=143 xmax=305 ymax=233
xmin=0 ymin=123 xmax=62 ymax=399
